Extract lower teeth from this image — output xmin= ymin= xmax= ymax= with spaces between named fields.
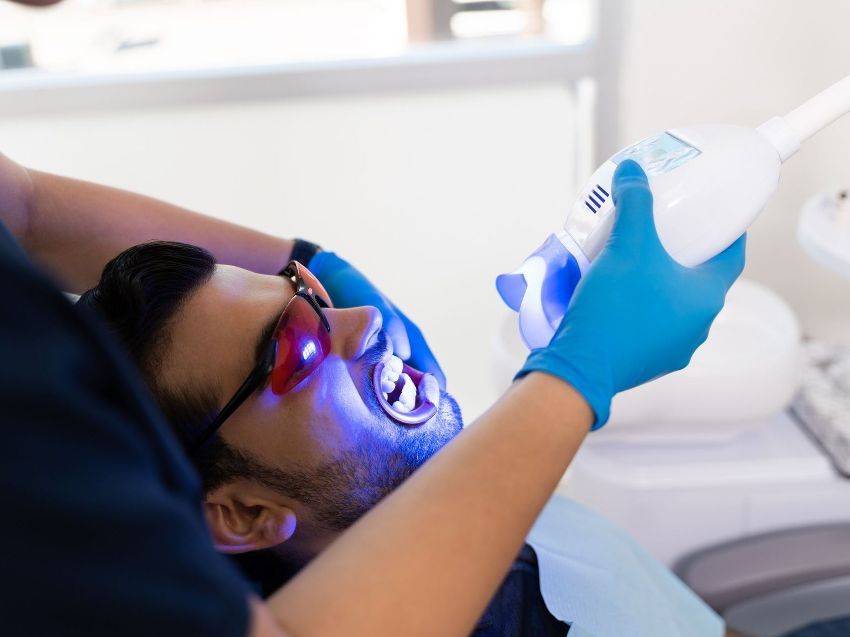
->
xmin=392 ymin=400 xmax=411 ymax=413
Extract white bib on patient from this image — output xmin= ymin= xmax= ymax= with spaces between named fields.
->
xmin=527 ymin=496 xmax=723 ymax=637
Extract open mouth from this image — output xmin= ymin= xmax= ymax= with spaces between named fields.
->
xmin=372 ymin=354 xmax=439 ymax=426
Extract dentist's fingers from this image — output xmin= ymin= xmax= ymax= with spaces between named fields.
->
xmin=396 ymin=307 xmax=447 ymax=390
xmin=609 ymin=160 xmax=661 ymax=252
xmin=381 ymin=308 xmax=411 ymax=361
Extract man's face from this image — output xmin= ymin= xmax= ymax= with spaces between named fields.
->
xmin=163 ymin=264 xmax=462 ymax=537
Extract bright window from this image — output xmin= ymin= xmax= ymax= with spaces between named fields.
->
xmin=0 ymin=0 xmax=593 ymax=74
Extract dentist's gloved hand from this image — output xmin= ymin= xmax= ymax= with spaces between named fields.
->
xmin=517 ymin=159 xmax=745 ymax=429
xmin=308 ymin=251 xmax=447 ymax=390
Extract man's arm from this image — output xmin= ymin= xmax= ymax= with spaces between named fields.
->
xmin=22 ymin=166 xmax=293 ymax=293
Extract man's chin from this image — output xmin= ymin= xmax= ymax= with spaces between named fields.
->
xmin=436 ymin=389 xmax=464 ymax=440
xmin=394 ymin=389 xmax=463 ymax=468
xmin=269 ymin=389 xmax=463 ymax=535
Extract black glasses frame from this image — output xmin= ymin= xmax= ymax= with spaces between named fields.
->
xmin=189 ymin=261 xmax=331 ymax=454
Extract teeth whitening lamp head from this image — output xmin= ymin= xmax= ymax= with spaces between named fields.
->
xmin=498 ymin=75 xmax=850 ymax=350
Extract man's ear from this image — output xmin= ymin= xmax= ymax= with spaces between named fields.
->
xmin=204 ymin=480 xmax=297 ymax=554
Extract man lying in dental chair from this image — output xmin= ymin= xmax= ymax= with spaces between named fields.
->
xmin=0 ymin=152 xmax=740 ymax=637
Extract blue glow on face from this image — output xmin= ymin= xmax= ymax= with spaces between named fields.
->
xmin=301 ymin=341 xmax=318 ymax=362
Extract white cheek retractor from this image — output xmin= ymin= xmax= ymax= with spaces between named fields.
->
xmin=498 ymin=75 xmax=850 ymax=350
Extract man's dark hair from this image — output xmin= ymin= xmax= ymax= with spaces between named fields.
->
xmin=78 ymin=241 xmax=258 ymax=493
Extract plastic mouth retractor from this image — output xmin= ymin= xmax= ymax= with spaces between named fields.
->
xmin=496 ymin=233 xmax=583 ymax=350
xmin=372 ymin=362 xmax=437 ymax=426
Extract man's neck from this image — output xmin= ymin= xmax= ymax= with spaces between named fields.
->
xmin=232 ymin=528 xmax=341 ymax=597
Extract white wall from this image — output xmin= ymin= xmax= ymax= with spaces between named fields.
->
xmin=619 ymin=0 xmax=850 ymax=341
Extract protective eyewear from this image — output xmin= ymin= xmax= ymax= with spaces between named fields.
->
xmin=190 ymin=261 xmax=332 ymax=453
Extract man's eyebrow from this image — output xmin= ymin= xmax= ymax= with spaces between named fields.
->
xmin=253 ymin=276 xmax=296 ymax=366
xmin=254 ymin=308 xmax=283 ymax=365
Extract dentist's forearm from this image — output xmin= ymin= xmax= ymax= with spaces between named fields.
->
xmin=25 ymin=168 xmax=294 ymax=292
xmin=265 ymin=372 xmax=592 ymax=637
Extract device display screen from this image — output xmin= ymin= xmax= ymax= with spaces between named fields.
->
xmin=613 ymin=132 xmax=701 ymax=176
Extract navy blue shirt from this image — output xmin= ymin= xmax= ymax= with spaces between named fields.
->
xmin=473 ymin=545 xmax=569 ymax=637
xmin=0 ymin=223 xmax=249 ymax=636
xmin=784 ymin=618 xmax=850 ymax=637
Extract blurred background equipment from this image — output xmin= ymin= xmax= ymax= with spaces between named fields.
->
xmin=797 ymin=189 xmax=850 ymax=280
xmin=793 ymin=340 xmax=850 ymax=477
xmin=0 ymin=42 xmax=32 ymax=69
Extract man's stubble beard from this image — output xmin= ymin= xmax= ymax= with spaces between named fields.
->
xmin=255 ymin=388 xmax=463 ymax=532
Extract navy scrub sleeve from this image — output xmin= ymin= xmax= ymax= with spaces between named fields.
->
xmin=0 ymin=222 xmax=250 ymax=636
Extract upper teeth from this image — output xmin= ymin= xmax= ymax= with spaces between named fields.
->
xmin=381 ymin=355 xmax=418 ymax=412
xmin=381 ymin=355 xmax=403 ymax=392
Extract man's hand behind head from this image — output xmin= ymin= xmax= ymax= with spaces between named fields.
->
xmin=0 ymin=154 xmax=34 ymax=243
xmin=7 ymin=1 xmax=64 ymax=6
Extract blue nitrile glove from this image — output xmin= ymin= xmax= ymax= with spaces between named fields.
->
xmin=308 ymin=251 xmax=447 ymax=390
xmin=517 ymin=159 xmax=746 ymax=429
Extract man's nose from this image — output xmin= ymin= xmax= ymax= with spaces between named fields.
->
xmin=325 ymin=306 xmax=383 ymax=360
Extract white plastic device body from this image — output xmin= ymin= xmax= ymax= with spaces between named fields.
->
xmin=567 ymin=126 xmax=781 ymax=268
xmin=497 ymin=75 xmax=850 ymax=350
